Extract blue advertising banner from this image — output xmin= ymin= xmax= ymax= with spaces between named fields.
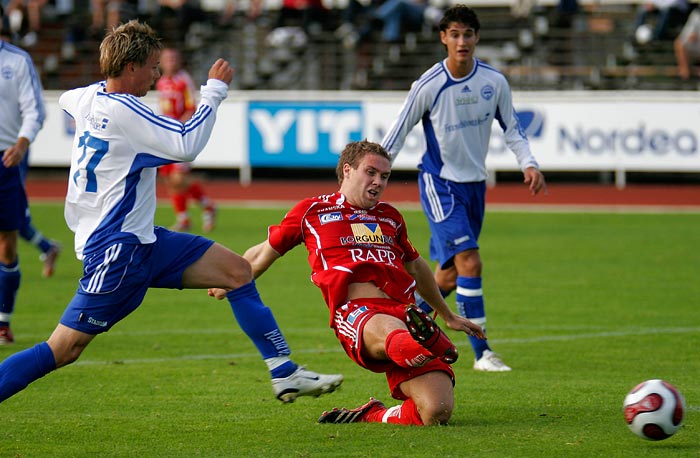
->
xmin=248 ymin=101 xmax=363 ymax=167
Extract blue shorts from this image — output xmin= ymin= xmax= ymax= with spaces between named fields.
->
xmin=418 ymin=172 xmax=486 ymax=269
xmin=60 ymin=227 xmax=214 ymax=334
xmin=0 ymin=159 xmax=28 ymax=232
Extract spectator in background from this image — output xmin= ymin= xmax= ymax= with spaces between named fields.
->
xmin=155 ymin=0 xmax=209 ymax=43
xmin=156 ymin=47 xmax=217 ymax=233
xmin=90 ymin=0 xmax=140 ymax=37
xmin=370 ymin=0 xmax=441 ymax=44
xmin=218 ymin=0 xmax=264 ymax=27
xmin=0 ymin=2 xmax=46 ymax=343
xmin=5 ymin=0 xmax=47 ymax=46
xmin=633 ymin=0 xmax=689 ymax=43
xmin=273 ymin=0 xmax=329 ymax=36
xmin=334 ymin=0 xmax=383 ymax=48
xmin=674 ymin=7 xmax=700 ymax=79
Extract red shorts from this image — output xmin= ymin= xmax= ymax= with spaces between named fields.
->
xmin=331 ymin=297 xmax=455 ymax=401
xmin=159 ymin=163 xmax=191 ymax=176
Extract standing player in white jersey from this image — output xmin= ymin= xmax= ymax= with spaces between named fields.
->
xmin=381 ymin=5 xmax=546 ymax=372
xmin=0 ymin=2 xmax=46 ymax=345
xmin=0 ymin=19 xmax=342 ymax=404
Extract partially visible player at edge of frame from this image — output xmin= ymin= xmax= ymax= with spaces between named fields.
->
xmin=0 ymin=2 xmax=47 ymax=346
xmin=1 ymin=15 xmax=62 ymax=280
xmin=1 ymin=6 xmax=61 ymax=281
xmin=19 ymin=152 xmax=62 ymax=278
xmin=156 ymin=47 xmax=217 ymax=233
xmin=0 ymin=19 xmax=342 ymax=404
xmin=381 ymin=4 xmax=547 ymax=372
xmin=210 ymin=140 xmax=486 ymax=425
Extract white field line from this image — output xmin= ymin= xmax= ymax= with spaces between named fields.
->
xmin=67 ymin=325 xmax=700 ymax=367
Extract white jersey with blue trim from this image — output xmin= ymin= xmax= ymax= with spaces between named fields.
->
xmin=0 ymin=41 xmax=46 ymax=150
xmin=382 ymin=58 xmax=538 ymax=183
xmin=59 ymin=79 xmax=228 ymax=259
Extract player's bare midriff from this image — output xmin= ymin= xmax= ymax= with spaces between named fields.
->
xmin=346 ymin=282 xmax=391 ymax=301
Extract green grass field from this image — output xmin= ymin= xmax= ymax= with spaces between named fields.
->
xmin=2 ymin=203 xmax=698 ymax=457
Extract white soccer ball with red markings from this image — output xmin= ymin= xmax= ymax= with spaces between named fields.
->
xmin=623 ymin=379 xmax=685 ymax=441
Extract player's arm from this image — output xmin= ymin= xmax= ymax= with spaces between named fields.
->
xmin=243 ymin=240 xmax=282 ymax=279
xmin=405 ymin=256 xmax=485 ymax=339
xmin=381 ymin=80 xmax=431 ymax=162
xmin=4 ymin=59 xmax=46 ymax=168
xmin=208 ymin=240 xmax=282 ymax=300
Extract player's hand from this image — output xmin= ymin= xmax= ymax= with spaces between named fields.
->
xmin=444 ymin=315 xmax=485 ymax=340
xmin=208 ymin=58 xmax=234 ymax=85
xmin=208 ymin=287 xmax=230 ymax=300
xmin=524 ymin=167 xmax=547 ymax=196
xmin=1 ymin=140 xmax=28 ymax=168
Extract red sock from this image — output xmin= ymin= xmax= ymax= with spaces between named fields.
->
xmin=187 ymin=182 xmax=204 ymax=201
xmin=385 ymin=329 xmax=435 ymax=368
xmin=188 ymin=182 xmax=214 ymax=210
xmin=375 ymin=398 xmax=424 ymax=425
xmin=171 ymin=193 xmax=188 ymax=214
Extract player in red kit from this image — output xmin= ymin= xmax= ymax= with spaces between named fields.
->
xmin=209 ymin=140 xmax=484 ymax=425
xmin=156 ymin=47 xmax=216 ymax=232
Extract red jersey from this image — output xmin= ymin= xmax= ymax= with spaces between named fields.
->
xmin=268 ymin=192 xmax=421 ymax=320
xmin=155 ymin=70 xmax=197 ymax=121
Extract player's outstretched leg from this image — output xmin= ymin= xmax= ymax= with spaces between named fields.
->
xmin=318 ymin=397 xmax=425 ymax=425
xmin=225 ymin=282 xmax=343 ymax=403
xmin=318 ymin=398 xmax=386 ymax=423
xmin=404 ymin=305 xmax=458 ymax=364
xmin=0 ymin=342 xmax=56 ymax=402
xmin=272 ymin=366 xmax=343 ymax=403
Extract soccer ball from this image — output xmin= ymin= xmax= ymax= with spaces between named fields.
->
xmin=623 ymin=379 xmax=685 ymax=441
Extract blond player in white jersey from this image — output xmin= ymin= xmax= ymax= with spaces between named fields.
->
xmin=0 ymin=20 xmax=342 ymax=404
xmin=381 ymin=4 xmax=546 ymax=372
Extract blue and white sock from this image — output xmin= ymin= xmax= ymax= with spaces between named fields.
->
xmin=455 ymin=276 xmax=490 ymax=360
xmin=19 ymin=222 xmax=53 ymax=255
xmin=0 ymin=260 xmax=21 ymax=323
xmin=0 ymin=342 xmax=56 ymax=402
xmin=414 ymin=288 xmax=451 ymax=314
xmin=226 ymin=281 xmax=297 ymax=379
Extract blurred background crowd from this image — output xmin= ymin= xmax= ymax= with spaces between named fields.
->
xmin=1 ymin=0 xmax=698 ymax=92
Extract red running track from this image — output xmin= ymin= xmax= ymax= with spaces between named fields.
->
xmin=24 ymin=177 xmax=700 ymax=210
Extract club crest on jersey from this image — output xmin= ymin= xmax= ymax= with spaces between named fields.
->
xmin=481 ymin=85 xmax=495 ymax=100
xmin=319 ymin=211 xmax=343 ymax=224
xmin=1 ymin=66 xmax=14 ymax=80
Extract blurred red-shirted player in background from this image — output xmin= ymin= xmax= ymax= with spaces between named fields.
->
xmin=156 ymin=47 xmax=216 ymax=232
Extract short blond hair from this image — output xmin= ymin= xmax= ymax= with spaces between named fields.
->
xmin=99 ymin=20 xmax=162 ymax=78
xmin=336 ymin=140 xmax=391 ymax=185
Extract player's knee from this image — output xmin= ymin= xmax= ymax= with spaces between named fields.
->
xmin=52 ymin=345 xmax=86 ymax=368
xmin=455 ymin=250 xmax=482 ymax=276
xmin=419 ymin=401 xmax=453 ymax=425
xmin=224 ymin=256 xmax=254 ymax=289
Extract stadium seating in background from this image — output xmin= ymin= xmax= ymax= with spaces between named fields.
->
xmin=23 ymin=1 xmax=700 ymax=91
